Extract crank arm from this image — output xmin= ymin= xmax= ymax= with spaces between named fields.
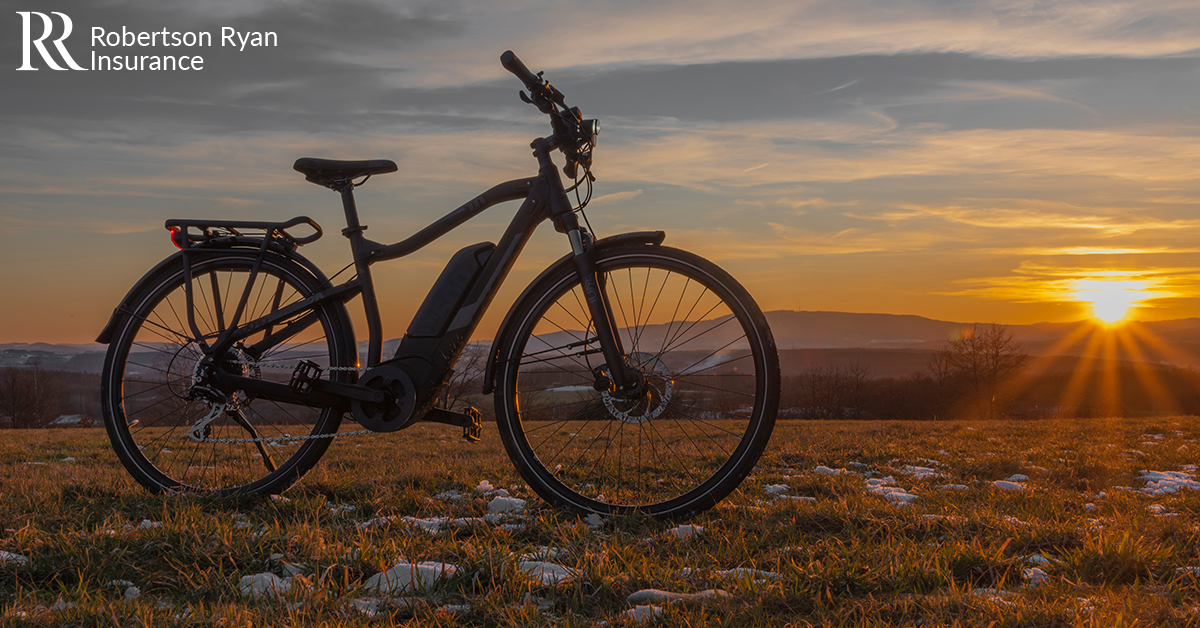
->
xmin=422 ymin=407 xmax=482 ymax=442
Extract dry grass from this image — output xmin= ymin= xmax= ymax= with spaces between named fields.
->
xmin=2 ymin=417 xmax=1200 ymax=626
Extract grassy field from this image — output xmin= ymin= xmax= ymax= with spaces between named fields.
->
xmin=2 ymin=418 xmax=1200 ymax=626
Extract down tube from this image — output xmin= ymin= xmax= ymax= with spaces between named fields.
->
xmin=389 ymin=183 xmax=554 ymax=417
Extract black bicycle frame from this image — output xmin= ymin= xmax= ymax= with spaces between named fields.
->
xmin=186 ymin=135 xmax=635 ymax=414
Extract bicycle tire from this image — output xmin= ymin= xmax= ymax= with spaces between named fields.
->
xmin=100 ymin=249 xmax=356 ymax=495
xmin=494 ymin=244 xmax=779 ymax=519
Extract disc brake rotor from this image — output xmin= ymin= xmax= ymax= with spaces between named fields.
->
xmin=601 ymin=352 xmax=674 ymax=424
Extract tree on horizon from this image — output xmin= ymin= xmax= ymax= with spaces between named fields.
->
xmin=932 ymin=323 xmax=1028 ymax=420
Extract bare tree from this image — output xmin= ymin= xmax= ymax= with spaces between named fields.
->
xmin=796 ymin=362 xmax=871 ymax=419
xmin=0 ymin=364 xmax=63 ymax=428
xmin=933 ymin=323 xmax=1028 ymax=420
xmin=924 ymin=349 xmax=957 ymax=420
xmin=437 ymin=343 xmax=489 ymax=412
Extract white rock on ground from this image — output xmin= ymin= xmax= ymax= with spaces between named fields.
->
xmin=1006 ymin=474 xmax=1030 ymax=482
xmin=993 ymin=480 xmax=1025 ymax=491
xmin=238 ymin=573 xmax=291 ymax=599
xmin=764 ymin=484 xmax=789 ymax=495
xmin=519 ymin=560 xmax=577 ymax=585
xmin=585 ymin=513 xmax=604 ymax=529
xmin=626 ymin=589 xmax=729 ymax=605
xmin=362 ymin=561 xmax=458 ymax=595
xmin=813 ymin=466 xmax=844 ymax=475
xmin=123 ymin=586 xmax=141 ymax=601
xmin=488 ymin=496 xmax=527 ymax=514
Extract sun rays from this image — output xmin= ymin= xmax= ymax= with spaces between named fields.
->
xmin=1070 ymin=278 xmax=1150 ymax=325
xmin=1007 ymin=318 xmax=1193 ymax=419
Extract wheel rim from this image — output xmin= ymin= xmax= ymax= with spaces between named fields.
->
xmin=508 ymin=252 xmax=769 ymax=512
xmin=109 ymin=255 xmax=345 ymax=492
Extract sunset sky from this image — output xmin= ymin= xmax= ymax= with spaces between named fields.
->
xmin=3 ymin=0 xmax=1199 ymax=344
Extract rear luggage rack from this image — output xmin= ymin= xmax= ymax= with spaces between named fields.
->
xmin=166 ymin=216 xmax=323 ymax=250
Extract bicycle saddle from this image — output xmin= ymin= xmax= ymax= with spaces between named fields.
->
xmin=293 ymin=157 xmax=398 ymax=188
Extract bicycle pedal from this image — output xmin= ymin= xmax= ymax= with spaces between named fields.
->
xmin=289 ymin=360 xmax=323 ymax=395
xmin=462 ymin=407 xmax=482 ymax=443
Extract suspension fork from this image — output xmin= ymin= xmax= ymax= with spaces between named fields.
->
xmin=560 ymin=212 xmax=640 ymax=393
xmin=532 ymin=136 xmax=639 ymax=393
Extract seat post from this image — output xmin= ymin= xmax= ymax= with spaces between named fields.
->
xmin=338 ymin=183 xmax=364 ymax=233
xmin=336 ymin=182 xmax=384 ymax=366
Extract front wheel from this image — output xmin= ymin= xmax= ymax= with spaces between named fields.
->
xmin=495 ymin=245 xmax=779 ymax=519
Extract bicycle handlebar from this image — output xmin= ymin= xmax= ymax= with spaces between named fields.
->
xmin=501 ymin=50 xmax=598 ymax=181
xmin=500 ymin=50 xmax=543 ymax=93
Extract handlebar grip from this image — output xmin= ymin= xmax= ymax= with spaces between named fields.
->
xmin=500 ymin=50 xmax=543 ymax=92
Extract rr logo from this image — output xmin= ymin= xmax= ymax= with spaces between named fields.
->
xmin=16 ymin=11 xmax=87 ymax=71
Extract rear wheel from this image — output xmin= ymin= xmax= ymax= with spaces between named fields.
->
xmin=495 ymin=245 xmax=779 ymax=518
xmin=100 ymin=250 xmax=355 ymax=494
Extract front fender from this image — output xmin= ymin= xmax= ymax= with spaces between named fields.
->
xmin=481 ymin=230 xmax=665 ymax=394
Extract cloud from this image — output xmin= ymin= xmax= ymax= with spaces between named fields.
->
xmin=587 ymin=189 xmax=643 ymax=206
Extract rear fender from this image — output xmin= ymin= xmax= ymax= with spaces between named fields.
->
xmin=96 ymin=241 xmax=334 ymax=344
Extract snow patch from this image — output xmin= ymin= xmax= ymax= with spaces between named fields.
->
xmin=519 ymin=560 xmax=577 ymax=585
xmin=1023 ymin=567 xmax=1050 ymax=587
xmin=813 ymin=465 xmax=844 ymax=476
xmin=621 ymin=605 xmax=663 ymax=622
xmin=362 ymin=561 xmax=458 ymax=595
xmin=627 ymin=589 xmax=728 ymax=605
xmin=488 ymin=496 xmax=527 ymax=514
xmin=0 ymin=551 xmax=29 ymax=566
xmin=668 ymin=524 xmax=703 ymax=540
xmin=1137 ymin=469 xmax=1200 ymax=496
xmin=902 ymin=465 xmax=942 ymax=479
xmin=714 ymin=567 xmax=782 ymax=582
xmin=239 ymin=573 xmax=290 ymax=599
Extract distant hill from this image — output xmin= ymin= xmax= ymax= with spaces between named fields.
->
xmin=8 ymin=310 xmax=1200 ymax=374
xmin=764 ymin=311 xmax=1200 ymax=366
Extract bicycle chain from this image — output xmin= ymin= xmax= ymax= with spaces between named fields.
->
xmin=196 ymin=359 xmax=373 ymax=444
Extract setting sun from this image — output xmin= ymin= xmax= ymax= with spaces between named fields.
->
xmin=1071 ymin=279 xmax=1148 ymax=324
